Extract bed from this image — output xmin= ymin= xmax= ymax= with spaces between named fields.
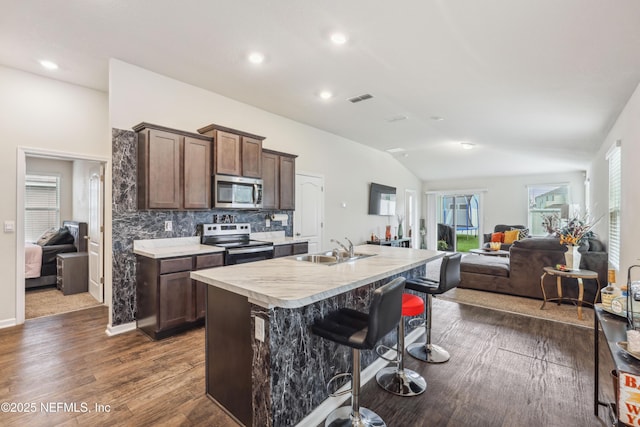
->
xmin=25 ymin=221 xmax=88 ymax=289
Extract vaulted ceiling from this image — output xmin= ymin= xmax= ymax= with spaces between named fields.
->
xmin=2 ymin=0 xmax=640 ymax=181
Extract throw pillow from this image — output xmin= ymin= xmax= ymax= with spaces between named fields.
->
xmin=491 ymin=232 xmax=504 ymax=243
xmin=512 ymin=227 xmax=530 ymax=240
xmin=504 ymin=229 xmax=520 ymax=244
xmin=36 ymin=227 xmax=59 ymax=246
xmin=45 ymin=227 xmax=74 ymax=246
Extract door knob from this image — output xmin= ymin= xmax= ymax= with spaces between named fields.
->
xmin=84 ymin=236 xmax=90 ymax=240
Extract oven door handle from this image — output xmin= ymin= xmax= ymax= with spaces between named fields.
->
xmin=227 ymin=246 xmax=274 ymax=255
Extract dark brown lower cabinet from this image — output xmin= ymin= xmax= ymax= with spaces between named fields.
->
xmin=273 ymin=241 xmax=309 ymax=258
xmin=136 ymin=252 xmax=223 ymax=340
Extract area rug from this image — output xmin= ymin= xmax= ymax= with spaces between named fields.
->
xmin=426 ymin=255 xmax=594 ymax=328
xmin=26 ymin=287 xmax=101 ymax=319
xmin=438 ymin=287 xmax=594 ymax=328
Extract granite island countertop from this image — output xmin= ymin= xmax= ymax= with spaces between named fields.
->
xmin=191 ymin=245 xmax=442 ymax=308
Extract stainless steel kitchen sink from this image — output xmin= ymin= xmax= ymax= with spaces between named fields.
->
xmin=294 ymin=251 xmax=376 ymax=265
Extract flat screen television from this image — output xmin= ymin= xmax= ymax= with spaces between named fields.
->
xmin=368 ymin=182 xmax=396 ymax=215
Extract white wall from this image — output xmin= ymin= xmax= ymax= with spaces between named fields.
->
xmin=25 ymin=157 xmax=74 ymax=232
xmin=109 ymin=60 xmax=421 ymax=248
xmin=0 ymin=65 xmax=108 ymax=326
xmin=588 ymin=81 xmax=640 ymax=279
xmin=424 ymin=171 xmax=586 ymax=235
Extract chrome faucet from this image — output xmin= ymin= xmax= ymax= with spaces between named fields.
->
xmin=331 ymin=238 xmax=355 ymax=258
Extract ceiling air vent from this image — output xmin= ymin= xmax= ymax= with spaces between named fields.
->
xmin=347 ymin=93 xmax=374 ymax=103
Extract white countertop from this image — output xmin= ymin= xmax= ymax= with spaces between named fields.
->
xmin=133 ymin=236 xmax=225 ymax=259
xmin=251 ymin=231 xmax=309 ymax=246
xmin=191 ymin=245 xmax=443 ymax=308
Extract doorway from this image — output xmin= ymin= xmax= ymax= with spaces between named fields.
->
xmin=16 ymin=148 xmax=108 ymax=324
xmin=438 ymin=194 xmax=480 ymax=252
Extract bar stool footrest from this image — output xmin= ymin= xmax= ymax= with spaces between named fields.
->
xmin=375 ymin=344 xmax=398 ymax=363
xmin=326 ymin=372 xmax=352 ymax=398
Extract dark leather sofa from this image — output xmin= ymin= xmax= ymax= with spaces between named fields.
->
xmin=482 ymin=224 xmax=527 ymax=251
xmin=459 ymin=237 xmax=607 ymax=301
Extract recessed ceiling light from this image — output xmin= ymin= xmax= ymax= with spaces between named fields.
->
xmin=319 ymin=90 xmax=333 ymax=100
xmin=330 ymin=32 xmax=348 ymax=45
xmin=461 ymin=142 xmax=475 ymax=150
xmin=386 ymin=148 xmax=405 ymax=153
xmin=248 ymin=52 xmax=265 ymax=64
xmin=39 ymin=60 xmax=58 ymax=70
xmin=430 ymin=116 xmax=444 ymax=121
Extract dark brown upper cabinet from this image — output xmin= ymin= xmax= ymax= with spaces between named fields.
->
xmin=262 ymin=149 xmax=297 ymax=210
xmin=135 ymin=123 xmax=211 ymax=210
xmin=197 ymin=123 xmax=264 ymax=178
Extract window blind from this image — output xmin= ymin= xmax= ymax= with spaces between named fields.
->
xmin=607 ymin=143 xmax=621 ymax=269
xmin=25 ymin=175 xmax=60 ymax=242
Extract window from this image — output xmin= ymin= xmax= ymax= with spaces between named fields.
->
xmin=527 ymin=184 xmax=570 ymax=236
xmin=607 ymin=141 xmax=621 ymax=269
xmin=25 ymin=174 xmax=60 ymax=242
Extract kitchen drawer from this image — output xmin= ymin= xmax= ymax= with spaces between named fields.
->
xmin=159 ymin=257 xmax=193 ymax=274
xmin=292 ymin=242 xmax=308 ymax=255
xmin=274 ymin=244 xmax=293 ymax=258
xmin=195 ymin=253 xmax=224 ymax=270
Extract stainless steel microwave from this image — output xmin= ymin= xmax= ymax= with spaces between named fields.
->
xmin=214 ymin=175 xmax=263 ymax=209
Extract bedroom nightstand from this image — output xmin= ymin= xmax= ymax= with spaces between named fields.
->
xmin=56 ymin=252 xmax=88 ymax=295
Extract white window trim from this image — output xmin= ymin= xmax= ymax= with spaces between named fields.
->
xmin=607 ymin=140 xmax=622 ymax=270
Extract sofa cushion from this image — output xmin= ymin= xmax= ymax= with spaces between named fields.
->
xmin=491 ymin=232 xmax=504 ymax=243
xmin=494 ymin=224 xmax=525 ymax=233
xmin=587 ymin=238 xmax=605 ymax=252
xmin=511 ymin=237 xmax=566 ymax=251
xmin=461 ymin=256 xmax=510 ymax=277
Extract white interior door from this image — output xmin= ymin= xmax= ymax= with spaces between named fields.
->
xmin=294 ymin=173 xmax=324 ymax=253
xmin=88 ymin=165 xmax=104 ymax=302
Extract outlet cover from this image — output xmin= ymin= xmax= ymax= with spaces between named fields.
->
xmin=255 ymin=316 xmax=265 ymax=342
xmin=165 ymin=221 xmax=173 ymax=231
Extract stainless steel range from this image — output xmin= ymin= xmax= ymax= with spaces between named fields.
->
xmin=199 ymin=223 xmax=274 ymax=265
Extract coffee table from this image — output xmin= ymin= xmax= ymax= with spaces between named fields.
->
xmin=540 ymin=266 xmax=601 ymax=320
xmin=468 ymin=248 xmax=510 ymax=257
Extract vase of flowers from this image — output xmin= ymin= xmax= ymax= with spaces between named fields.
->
xmin=555 ymin=214 xmax=599 ymax=270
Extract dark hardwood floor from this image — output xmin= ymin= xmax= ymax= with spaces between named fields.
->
xmin=0 ymin=300 xmax=613 ymax=426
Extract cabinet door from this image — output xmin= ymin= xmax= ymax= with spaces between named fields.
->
xmin=273 ymin=244 xmax=292 ymax=258
xmin=261 ymin=151 xmax=279 ymax=210
xmin=215 ymin=131 xmax=241 ymax=176
xmin=293 ymin=242 xmax=308 ymax=255
xmin=158 ymin=271 xmax=194 ymax=331
xmin=183 ymin=137 xmax=211 ymax=209
xmin=144 ymin=129 xmax=182 ymax=209
xmin=242 ymin=137 xmax=262 ymax=178
xmin=279 ymin=156 xmax=296 ymax=210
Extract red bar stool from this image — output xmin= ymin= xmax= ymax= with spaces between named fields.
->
xmin=375 ymin=293 xmax=427 ymax=396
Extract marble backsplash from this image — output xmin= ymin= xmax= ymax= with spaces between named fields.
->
xmin=111 ymin=128 xmax=293 ymax=325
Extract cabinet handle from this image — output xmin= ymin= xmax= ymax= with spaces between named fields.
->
xmin=295 ymin=232 xmax=301 ymax=236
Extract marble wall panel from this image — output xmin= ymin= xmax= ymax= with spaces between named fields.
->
xmin=111 ymin=128 xmax=294 ymax=325
xmin=252 ymin=265 xmax=425 ymax=426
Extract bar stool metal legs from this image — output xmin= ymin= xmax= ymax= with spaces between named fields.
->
xmin=407 ymin=294 xmax=450 ymax=363
xmin=375 ymin=319 xmax=427 ymax=396
xmin=325 ymin=349 xmax=386 ymax=427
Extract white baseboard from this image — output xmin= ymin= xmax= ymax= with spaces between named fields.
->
xmin=295 ymin=327 xmax=424 ymax=427
xmin=0 ymin=318 xmax=17 ymax=329
xmin=105 ymin=321 xmax=137 ymax=336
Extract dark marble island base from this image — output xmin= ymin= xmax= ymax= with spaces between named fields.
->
xmin=204 ymin=265 xmax=425 ymax=427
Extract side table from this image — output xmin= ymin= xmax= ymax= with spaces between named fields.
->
xmin=57 ymin=252 xmax=89 ymax=295
xmin=540 ymin=266 xmax=601 ymax=320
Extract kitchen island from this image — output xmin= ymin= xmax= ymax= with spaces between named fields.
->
xmin=191 ymin=245 xmax=442 ymax=426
